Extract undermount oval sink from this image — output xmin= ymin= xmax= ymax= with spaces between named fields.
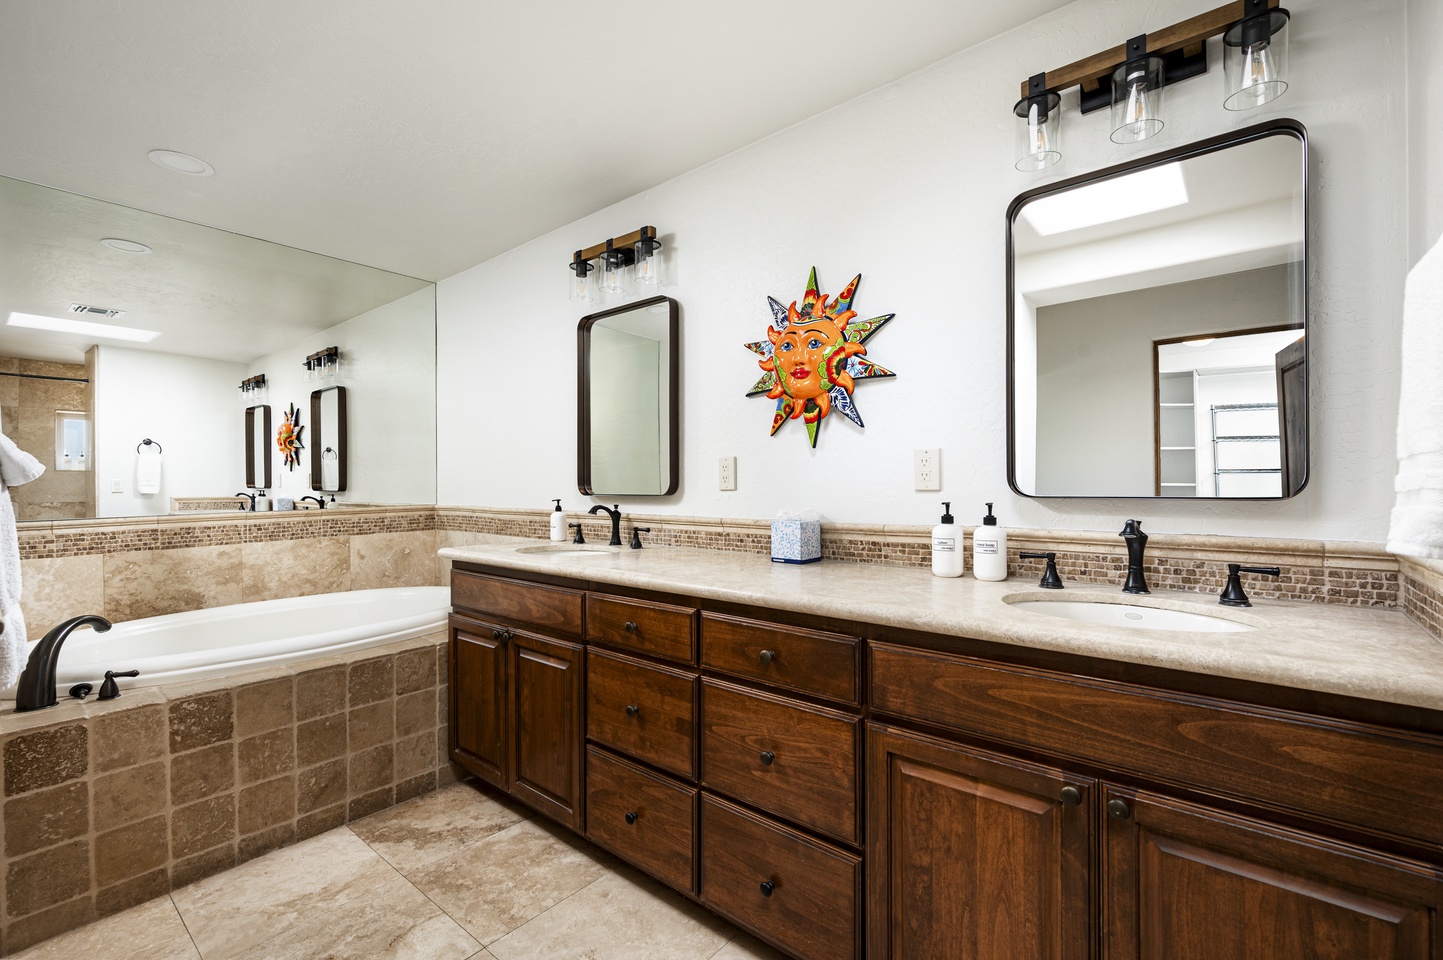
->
xmin=1006 ymin=598 xmax=1255 ymax=633
xmin=514 ymin=544 xmax=619 ymax=557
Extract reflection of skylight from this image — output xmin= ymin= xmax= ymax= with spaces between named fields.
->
xmin=1021 ymin=163 xmax=1189 ymax=236
xmin=7 ymin=312 xmax=160 ymax=343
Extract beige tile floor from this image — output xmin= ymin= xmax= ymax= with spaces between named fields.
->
xmin=14 ymin=781 xmax=789 ymax=960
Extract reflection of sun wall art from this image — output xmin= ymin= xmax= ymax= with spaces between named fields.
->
xmin=745 ymin=268 xmax=896 ymax=447
xmin=277 ymin=403 xmax=305 ymax=470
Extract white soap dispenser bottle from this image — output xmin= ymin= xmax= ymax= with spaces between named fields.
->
xmin=931 ymin=502 xmax=963 ymax=577
xmin=972 ymin=502 xmax=1008 ymax=582
xmin=549 ymin=499 xmax=566 ymax=541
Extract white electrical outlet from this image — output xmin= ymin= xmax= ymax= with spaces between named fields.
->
xmin=914 ymin=448 xmax=941 ymax=491
xmin=719 ymin=455 xmax=737 ymax=491
xmin=110 ymin=479 xmax=123 ymax=493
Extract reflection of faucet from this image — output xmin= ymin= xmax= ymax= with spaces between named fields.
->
xmin=300 ymin=495 xmax=327 ymax=510
xmin=235 ymin=491 xmax=257 ymax=512
xmin=588 ymin=504 xmax=623 ymax=546
xmin=1119 ymin=519 xmax=1150 ymax=594
xmin=14 ymin=615 xmax=112 ymax=712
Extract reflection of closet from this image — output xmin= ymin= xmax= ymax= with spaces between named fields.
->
xmin=1210 ymin=402 xmax=1282 ymax=497
xmin=1156 ymin=372 xmax=1197 ymax=496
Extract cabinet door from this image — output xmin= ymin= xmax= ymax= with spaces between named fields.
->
xmin=449 ymin=615 xmax=509 ymax=790
xmin=867 ymin=723 xmax=1094 ymax=960
xmin=510 ymin=630 xmax=585 ymax=830
xmin=1104 ymin=787 xmax=1443 ymax=960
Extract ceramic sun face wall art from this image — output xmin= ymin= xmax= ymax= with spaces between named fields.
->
xmin=745 ymin=268 xmax=895 ymax=447
xmin=277 ymin=402 xmax=305 ymax=470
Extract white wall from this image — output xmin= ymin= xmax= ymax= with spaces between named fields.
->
xmin=1409 ymin=0 xmax=1443 ymax=263
xmin=92 ymin=347 xmax=244 ymax=517
xmin=437 ymin=0 xmax=1409 ymax=541
xmin=253 ymin=285 xmax=436 ymax=505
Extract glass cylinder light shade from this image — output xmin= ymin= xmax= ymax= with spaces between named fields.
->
xmin=1014 ymin=92 xmax=1062 ymax=171
xmin=1110 ymin=57 xmax=1166 ymax=144
xmin=568 ymin=261 xmax=595 ymax=303
xmin=600 ymin=254 xmax=626 ymax=295
xmin=1223 ymin=9 xmax=1290 ymax=111
xmin=634 ymin=240 xmax=661 ymax=285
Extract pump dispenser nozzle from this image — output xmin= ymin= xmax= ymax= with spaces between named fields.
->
xmin=552 ymin=499 xmax=562 ymax=512
xmin=982 ymin=503 xmax=998 ymax=526
xmin=939 ymin=502 xmax=954 ymax=524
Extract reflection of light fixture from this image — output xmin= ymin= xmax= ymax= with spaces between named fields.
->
xmin=1184 ymin=337 xmax=1217 ymax=347
xmin=564 ymin=226 xmax=663 ymax=300
xmin=1111 ymin=38 xmax=1166 ymax=143
xmin=1013 ymin=74 xmax=1062 ymax=171
xmin=1012 ymin=1 xmax=1296 ymax=168
xmin=147 ymin=149 xmax=215 ymax=177
xmin=7 ymin=311 xmax=159 ymax=342
xmin=304 ymin=346 xmax=341 ymax=381
xmin=1224 ymin=0 xmax=1290 ymax=111
xmin=239 ymin=373 xmax=268 ymax=405
xmin=100 ymin=238 xmax=152 ymax=254
xmin=1020 ymin=162 xmax=1188 ymax=235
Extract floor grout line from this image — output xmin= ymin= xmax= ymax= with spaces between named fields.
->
xmin=167 ymin=892 xmax=207 ymax=960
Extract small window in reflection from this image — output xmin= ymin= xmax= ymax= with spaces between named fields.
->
xmin=54 ymin=411 xmax=88 ymax=471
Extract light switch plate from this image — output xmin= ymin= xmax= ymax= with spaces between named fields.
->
xmin=110 ymin=479 xmax=123 ymax=493
xmin=914 ymin=449 xmax=941 ymax=491
xmin=719 ymin=456 xmax=737 ymax=491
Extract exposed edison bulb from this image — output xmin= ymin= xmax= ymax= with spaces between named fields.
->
xmin=1013 ymin=91 xmax=1061 ymax=172
xmin=568 ymin=269 xmax=594 ymax=303
xmin=600 ymin=258 xmax=625 ymax=295
xmin=1224 ymin=8 xmax=1290 ymax=110
xmin=1110 ymin=58 xmax=1164 ymax=144
xmin=635 ymin=248 xmax=659 ymax=285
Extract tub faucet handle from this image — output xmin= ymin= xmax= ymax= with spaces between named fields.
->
xmin=98 ymin=669 xmax=139 ymax=701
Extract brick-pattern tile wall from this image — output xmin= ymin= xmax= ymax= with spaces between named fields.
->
xmin=0 ymin=635 xmax=459 ymax=955
xmin=1402 ymin=561 xmax=1443 ymax=641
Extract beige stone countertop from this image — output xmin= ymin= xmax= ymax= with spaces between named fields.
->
xmin=439 ymin=540 xmax=1443 ymax=713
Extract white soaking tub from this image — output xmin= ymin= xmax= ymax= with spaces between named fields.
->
xmin=7 ymin=586 xmax=451 ymax=693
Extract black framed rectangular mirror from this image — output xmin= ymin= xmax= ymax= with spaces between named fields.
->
xmin=1008 ymin=119 xmax=1308 ymax=499
xmin=310 ymin=386 xmax=347 ymax=493
xmin=245 ymin=404 xmax=271 ymax=490
xmin=578 ymin=295 xmax=679 ymax=496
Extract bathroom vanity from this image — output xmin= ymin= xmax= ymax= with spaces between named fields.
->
xmin=445 ymin=545 xmax=1443 ymax=960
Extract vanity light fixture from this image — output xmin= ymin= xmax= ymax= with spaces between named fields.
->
xmin=304 ymin=346 xmax=340 ymax=381
xmin=566 ymin=226 xmax=663 ymax=300
xmin=239 ymin=373 xmax=268 ymax=405
xmin=1013 ymin=0 xmax=1292 ymax=168
xmin=147 ymin=149 xmax=215 ymax=177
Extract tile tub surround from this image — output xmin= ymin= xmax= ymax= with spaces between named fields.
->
xmin=9 ymin=781 xmax=786 ymax=960
xmin=17 ymin=506 xmax=440 ymax=629
xmin=0 ymin=631 xmax=462 ymax=956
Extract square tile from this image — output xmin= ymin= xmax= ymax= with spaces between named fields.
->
xmin=349 ymin=781 xmax=528 ymax=875
xmin=7 ymin=895 xmax=196 ymax=960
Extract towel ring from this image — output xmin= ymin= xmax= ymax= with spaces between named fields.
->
xmin=137 ymin=438 xmax=163 ymax=454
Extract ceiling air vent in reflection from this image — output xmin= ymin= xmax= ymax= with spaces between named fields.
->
xmin=68 ymin=303 xmax=126 ymax=318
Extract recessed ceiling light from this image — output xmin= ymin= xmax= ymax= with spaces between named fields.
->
xmin=7 ymin=311 xmax=160 ymax=343
xmin=147 ymin=149 xmax=215 ymax=177
xmin=1021 ymin=162 xmax=1189 ymax=236
xmin=99 ymin=238 xmax=152 ymax=254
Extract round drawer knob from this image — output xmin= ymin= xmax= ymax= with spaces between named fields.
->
xmin=491 ymin=629 xmax=503 ymax=640
xmin=1107 ymin=797 xmax=1132 ymax=821
xmin=625 ymin=705 xmax=640 ymax=718
xmin=624 ymin=621 xmax=638 ymax=633
xmin=759 ymin=880 xmax=775 ymax=898
xmin=1060 ymin=786 xmax=1082 ymax=807
xmin=758 ymin=649 xmax=776 ymax=665
xmin=759 ymin=751 xmax=776 ymax=766
xmin=624 ymin=812 xmax=638 ymax=825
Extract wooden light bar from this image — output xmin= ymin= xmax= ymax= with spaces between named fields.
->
xmin=575 ymin=226 xmax=657 ymax=265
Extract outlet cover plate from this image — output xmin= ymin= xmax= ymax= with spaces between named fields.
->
xmin=914 ymin=448 xmax=941 ymax=491
xmin=719 ymin=456 xmax=737 ymax=491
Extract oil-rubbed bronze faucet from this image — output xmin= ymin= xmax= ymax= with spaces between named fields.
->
xmin=1119 ymin=519 xmax=1150 ymax=594
xmin=588 ymin=504 xmax=623 ymax=546
xmin=14 ymin=615 xmax=111 ymax=712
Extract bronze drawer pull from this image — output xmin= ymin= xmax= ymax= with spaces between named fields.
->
xmin=624 ymin=621 xmax=638 ymax=633
xmin=625 ymin=811 xmax=638 ymax=825
xmin=760 ymin=751 xmax=776 ymax=766
xmin=1107 ymin=797 xmax=1131 ymax=820
xmin=625 ymin=704 xmax=640 ymax=718
xmin=759 ymin=649 xmax=776 ymax=664
xmin=1060 ymin=786 xmax=1082 ymax=806
xmin=759 ymin=880 xmax=775 ymax=897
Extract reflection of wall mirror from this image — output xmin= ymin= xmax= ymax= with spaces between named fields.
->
xmin=578 ymin=295 xmax=678 ymax=496
xmin=311 ymin=386 xmax=347 ymax=493
xmin=245 ymin=405 xmax=272 ymax=490
xmin=1008 ymin=119 xmax=1307 ymax=499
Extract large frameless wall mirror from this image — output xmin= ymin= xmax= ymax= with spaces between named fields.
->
xmin=245 ymin=405 xmax=271 ymax=490
xmin=578 ymin=296 xmax=678 ymax=496
xmin=311 ymin=386 xmax=347 ymax=493
xmin=1008 ymin=119 xmax=1307 ymax=499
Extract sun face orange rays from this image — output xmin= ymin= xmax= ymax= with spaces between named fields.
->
xmin=745 ymin=268 xmax=896 ymax=447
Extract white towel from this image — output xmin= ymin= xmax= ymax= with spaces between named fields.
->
xmin=136 ymin=447 xmax=162 ymax=495
xmin=0 ymin=432 xmax=44 ymax=689
xmin=1388 ymin=237 xmax=1443 ymax=558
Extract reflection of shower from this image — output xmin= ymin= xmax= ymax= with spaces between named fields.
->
xmin=321 ymin=446 xmax=339 ymax=491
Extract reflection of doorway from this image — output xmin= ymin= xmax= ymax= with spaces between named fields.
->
xmin=1276 ymin=337 xmax=1306 ymax=496
xmin=1153 ymin=326 xmax=1303 ymax=497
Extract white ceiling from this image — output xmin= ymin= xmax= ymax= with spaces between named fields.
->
xmin=0 ymin=0 xmax=1075 ymax=282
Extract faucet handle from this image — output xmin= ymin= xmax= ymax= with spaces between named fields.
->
xmin=98 ymin=669 xmax=140 ymax=701
xmin=629 ymin=527 xmax=651 ymax=550
xmin=1218 ymin=564 xmax=1281 ymax=607
xmin=569 ymin=522 xmax=585 ymax=545
xmin=1019 ymin=552 xmax=1064 ymax=589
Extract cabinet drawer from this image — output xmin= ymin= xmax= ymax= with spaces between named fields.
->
xmin=587 ymin=594 xmax=696 ymax=663
xmin=701 ymin=613 xmax=859 ymax=705
xmin=700 ymin=680 xmax=859 ymax=846
xmin=452 ymin=571 xmax=582 ymax=636
xmin=587 ymin=648 xmax=696 ymax=779
xmin=586 ymin=747 xmax=696 ymax=896
xmin=700 ymin=794 xmax=861 ymax=960
xmin=870 ymin=641 xmax=1443 ymax=848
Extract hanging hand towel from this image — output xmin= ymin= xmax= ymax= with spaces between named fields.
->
xmin=136 ymin=445 xmax=162 ymax=495
xmin=0 ymin=432 xmax=44 ymax=689
xmin=1387 ymin=237 xmax=1443 ymax=558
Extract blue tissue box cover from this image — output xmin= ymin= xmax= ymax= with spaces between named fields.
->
xmin=771 ymin=519 xmax=821 ymax=563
